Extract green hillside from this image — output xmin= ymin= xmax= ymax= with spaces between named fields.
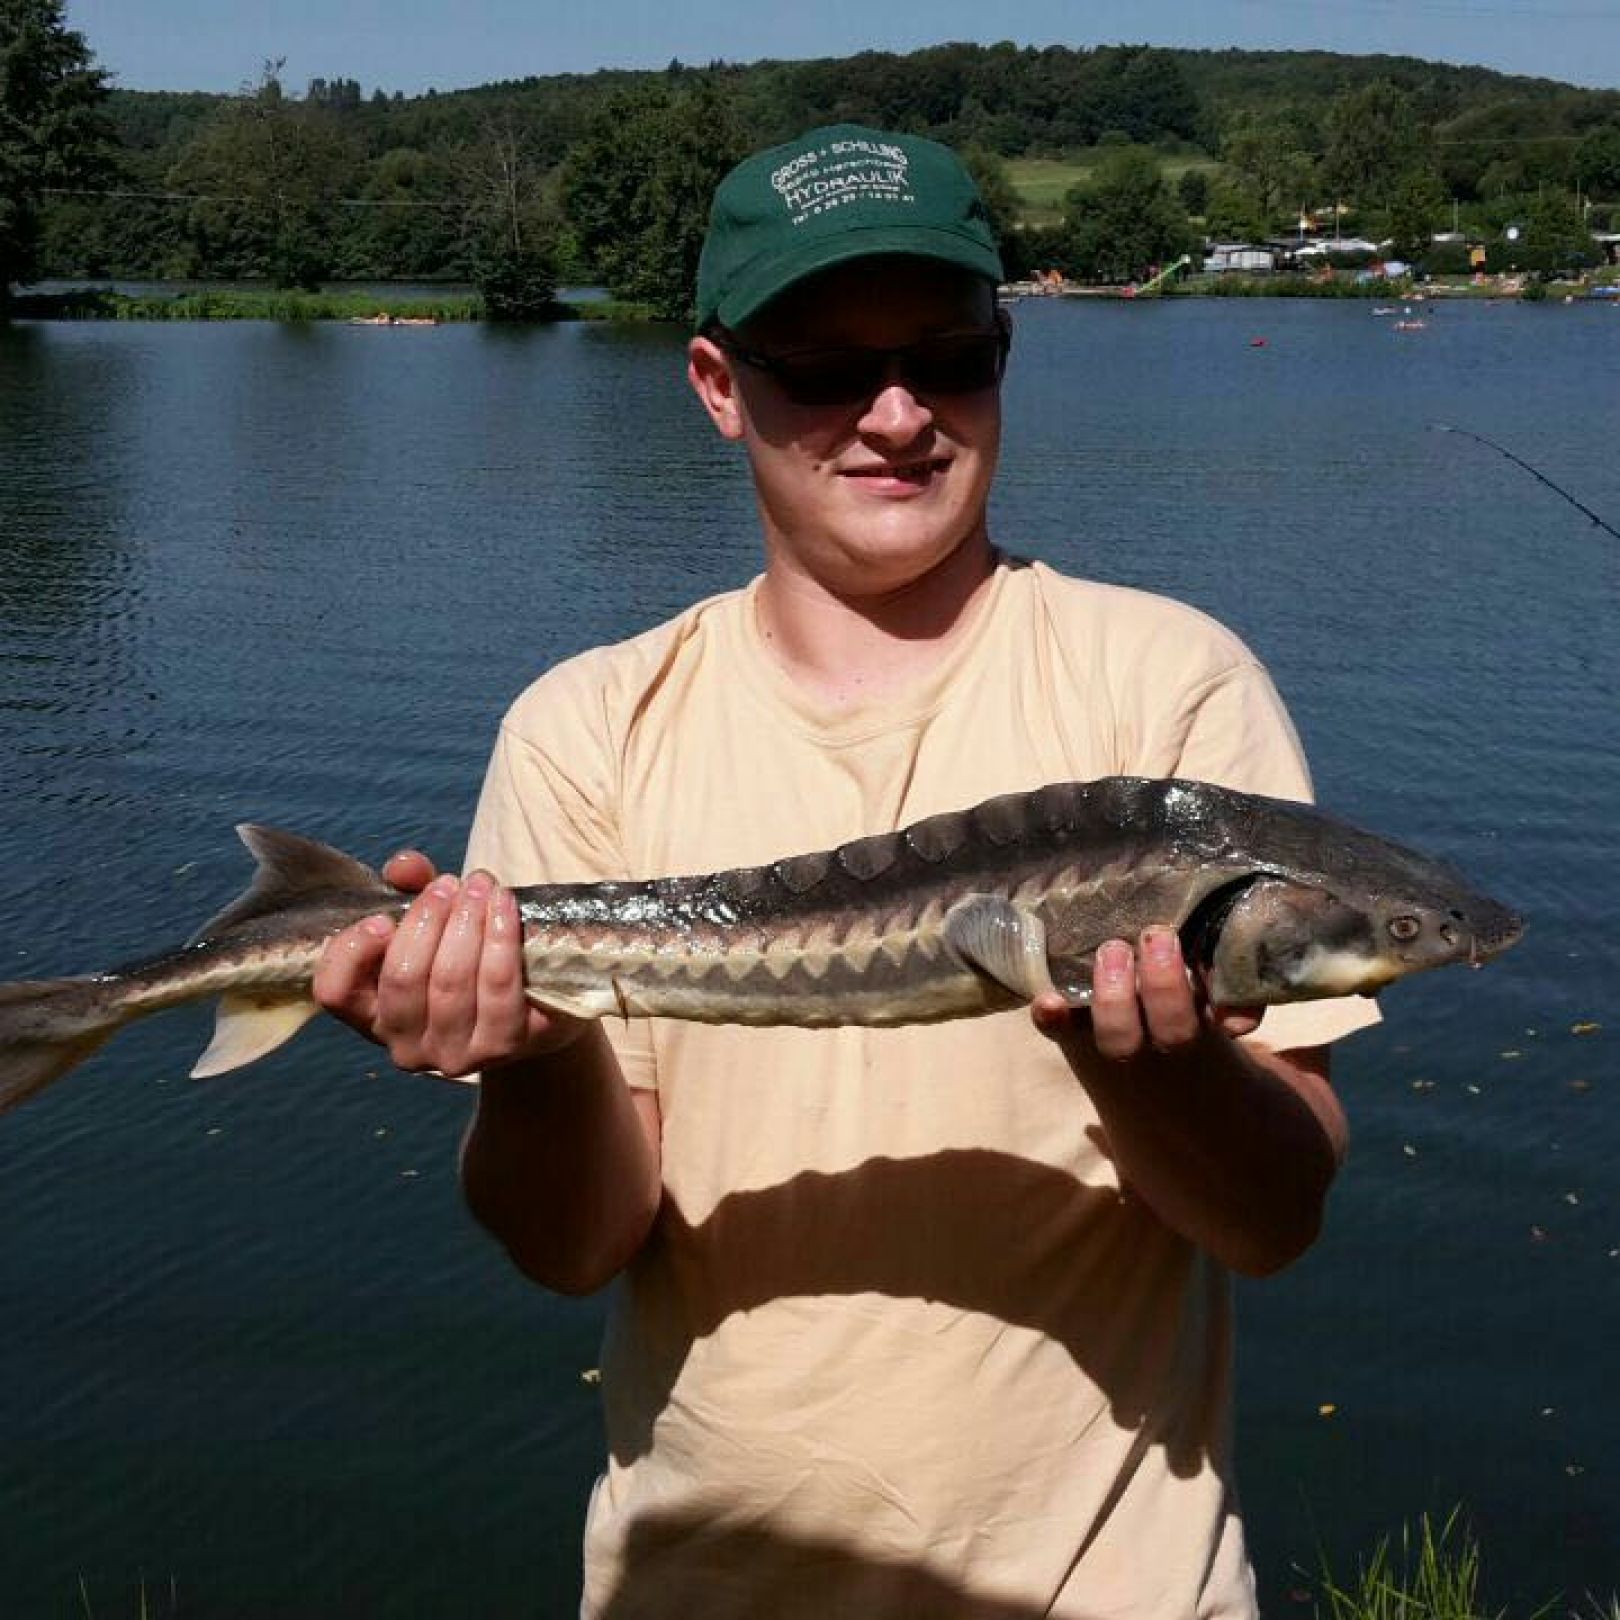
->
xmin=23 ymin=37 xmax=1620 ymax=300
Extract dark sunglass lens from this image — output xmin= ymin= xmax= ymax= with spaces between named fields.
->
xmin=905 ymin=335 xmax=1005 ymax=395
xmin=773 ymin=351 xmax=886 ymax=406
xmin=748 ymin=331 xmax=1006 ymax=406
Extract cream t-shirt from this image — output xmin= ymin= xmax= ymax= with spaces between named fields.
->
xmin=466 ymin=557 xmax=1377 ymax=1619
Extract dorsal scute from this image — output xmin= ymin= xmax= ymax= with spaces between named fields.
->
xmin=187 ymin=824 xmax=391 ymax=945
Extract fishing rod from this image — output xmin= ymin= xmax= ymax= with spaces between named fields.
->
xmin=1429 ymin=423 xmax=1620 ymax=543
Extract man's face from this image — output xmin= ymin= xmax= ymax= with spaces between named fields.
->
xmin=688 ymin=257 xmax=1005 ymax=601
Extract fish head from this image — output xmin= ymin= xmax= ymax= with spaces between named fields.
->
xmin=1197 ymin=875 xmax=1524 ymax=1006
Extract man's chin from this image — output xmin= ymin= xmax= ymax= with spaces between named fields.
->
xmin=825 ymin=528 xmax=992 ymax=599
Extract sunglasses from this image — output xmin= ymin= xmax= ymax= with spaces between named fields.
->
xmin=718 ymin=322 xmax=1010 ymax=408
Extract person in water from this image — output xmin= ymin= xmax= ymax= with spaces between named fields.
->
xmin=315 ymin=124 xmax=1375 ymax=1618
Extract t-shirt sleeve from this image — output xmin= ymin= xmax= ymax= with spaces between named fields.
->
xmin=463 ymin=670 xmax=659 ymax=1091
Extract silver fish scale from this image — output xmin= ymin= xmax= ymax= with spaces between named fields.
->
xmin=516 ymin=779 xmax=1153 ymax=941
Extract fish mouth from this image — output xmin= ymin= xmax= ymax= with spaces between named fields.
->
xmin=1467 ymin=905 xmax=1526 ymax=966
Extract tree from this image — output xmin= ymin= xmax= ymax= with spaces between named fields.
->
xmin=458 ymin=114 xmax=558 ymax=319
xmin=1202 ymin=176 xmax=1266 ymax=242
xmin=1385 ymin=167 xmax=1446 ymax=259
xmin=561 ymin=80 xmax=743 ymax=319
xmin=1321 ymin=81 xmax=1429 ymax=215
xmin=1062 ymin=146 xmax=1191 ymax=284
xmin=1221 ymin=111 xmax=1316 ymax=231
xmin=1574 ymin=125 xmax=1620 ymax=201
xmin=167 ymin=60 xmax=360 ymax=287
xmin=1177 ymin=168 xmax=1209 ymax=219
xmin=962 ymin=146 xmax=1020 ymax=243
xmin=1523 ymin=187 xmax=1597 ymax=270
xmin=0 ymin=0 xmax=112 ymax=305
xmin=349 ymin=144 xmax=461 ymax=279
xmin=1113 ymin=48 xmax=1202 ymax=145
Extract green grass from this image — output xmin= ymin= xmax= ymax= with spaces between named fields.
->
xmin=11 ymin=287 xmax=485 ymax=321
xmin=1006 ymin=150 xmax=1221 ymax=224
xmin=8 ymin=287 xmax=666 ymax=323
xmin=77 ymin=1572 xmax=179 ymax=1619
xmin=1312 ymin=1510 xmax=1508 ymax=1619
xmin=1005 ymin=156 xmax=1097 ymax=221
xmin=1174 ymin=272 xmax=1391 ymax=298
xmin=1307 ymin=1509 xmax=1620 ymax=1619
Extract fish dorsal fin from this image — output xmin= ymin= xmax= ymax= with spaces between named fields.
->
xmin=941 ymin=894 xmax=1059 ymax=1002
xmin=188 ymin=825 xmax=391 ymax=945
xmin=191 ymin=992 xmax=320 ymax=1078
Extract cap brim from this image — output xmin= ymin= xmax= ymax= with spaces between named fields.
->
xmin=716 ymin=225 xmax=1004 ymax=330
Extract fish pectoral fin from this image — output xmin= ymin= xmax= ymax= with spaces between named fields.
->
xmin=942 ymin=895 xmax=1058 ymax=1003
xmin=522 ymin=986 xmax=614 ymax=1021
xmin=191 ymin=992 xmax=320 ymax=1079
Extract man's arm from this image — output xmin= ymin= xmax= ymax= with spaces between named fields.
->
xmin=462 ymin=1036 xmax=662 ymax=1296
xmin=1032 ymin=924 xmax=1348 ymax=1278
xmin=313 ymin=857 xmax=662 ymax=1295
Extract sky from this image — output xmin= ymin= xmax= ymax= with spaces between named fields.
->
xmin=64 ymin=0 xmax=1620 ymax=98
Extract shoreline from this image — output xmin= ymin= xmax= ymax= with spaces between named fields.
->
xmin=8 ymin=275 xmax=1615 ymax=323
xmin=1007 ymin=272 xmax=1619 ymax=303
xmin=2 ymin=286 xmax=659 ymax=323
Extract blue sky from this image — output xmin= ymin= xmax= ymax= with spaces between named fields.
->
xmin=65 ymin=0 xmax=1620 ymax=97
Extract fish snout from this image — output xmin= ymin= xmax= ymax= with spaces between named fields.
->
xmin=1463 ymin=900 xmax=1525 ymax=966
xmin=1411 ymin=895 xmax=1523 ymax=970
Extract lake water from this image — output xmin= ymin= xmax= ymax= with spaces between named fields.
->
xmin=0 ymin=296 xmax=1615 ymax=1617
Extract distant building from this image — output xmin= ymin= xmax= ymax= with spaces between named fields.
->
xmin=1293 ymin=237 xmax=1383 ymax=261
xmin=1203 ymin=243 xmax=1277 ymax=274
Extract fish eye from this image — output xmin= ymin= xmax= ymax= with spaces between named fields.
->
xmin=1388 ymin=915 xmax=1423 ymax=943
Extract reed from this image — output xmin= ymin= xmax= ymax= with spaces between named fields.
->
xmin=1304 ymin=1508 xmax=1589 ymax=1620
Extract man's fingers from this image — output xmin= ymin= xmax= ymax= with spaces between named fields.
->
xmin=1029 ymin=989 xmax=1075 ymax=1039
xmin=1088 ymin=939 xmax=1145 ymax=1060
xmin=1212 ymin=1005 xmax=1265 ymax=1038
xmin=382 ymin=848 xmax=437 ymax=893
xmin=376 ymin=875 xmax=458 ymax=1046
xmin=313 ymin=914 xmax=395 ymax=1031
xmin=1135 ymin=928 xmax=1200 ymax=1050
xmin=474 ymin=882 xmax=534 ymax=1052
xmin=424 ymin=871 xmax=491 ymax=1055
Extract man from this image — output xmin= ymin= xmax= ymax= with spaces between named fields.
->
xmin=315 ymin=125 xmax=1375 ymax=1618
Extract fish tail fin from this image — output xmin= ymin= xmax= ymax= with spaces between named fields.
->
xmin=0 ymin=978 xmax=122 ymax=1114
xmin=0 ymin=824 xmax=398 ymax=1108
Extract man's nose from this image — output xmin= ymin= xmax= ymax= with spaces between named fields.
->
xmin=857 ymin=365 xmax=934 ymax=439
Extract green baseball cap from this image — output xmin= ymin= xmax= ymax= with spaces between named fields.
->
xmin=695 ymin=124 xmax=1004 ymax=331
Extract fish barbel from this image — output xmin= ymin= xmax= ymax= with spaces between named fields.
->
xmin=0 ymin=776 xmax=1523 ymax=1114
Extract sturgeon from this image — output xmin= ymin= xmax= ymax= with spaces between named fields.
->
xmin=0 ymin=777 xmax=1521 ymax=1114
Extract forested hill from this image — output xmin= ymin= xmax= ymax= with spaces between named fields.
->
xmin=37 ymin=40 xmax=1620 ymax=301
xmin=101 ymin=42 xmax=1615 ymax=167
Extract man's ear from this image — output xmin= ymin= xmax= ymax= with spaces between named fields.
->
xmin=688 ymin=334 xmax=746 ymax=441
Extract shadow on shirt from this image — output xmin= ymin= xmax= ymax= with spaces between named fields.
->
xmin=605 ymin=1144 xmax=1229 ymax=1482
xmin=597 ymin=1510 xmax=1068 ymax=1619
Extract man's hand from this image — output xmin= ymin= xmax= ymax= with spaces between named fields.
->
xmin=1027 ymin=926 xmax=1344 ymax=1277
xmin=313 ymin=851 xmax=586 ymax=1079
xmin=1029 ymin=926 xmax=1262 ymax=1058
